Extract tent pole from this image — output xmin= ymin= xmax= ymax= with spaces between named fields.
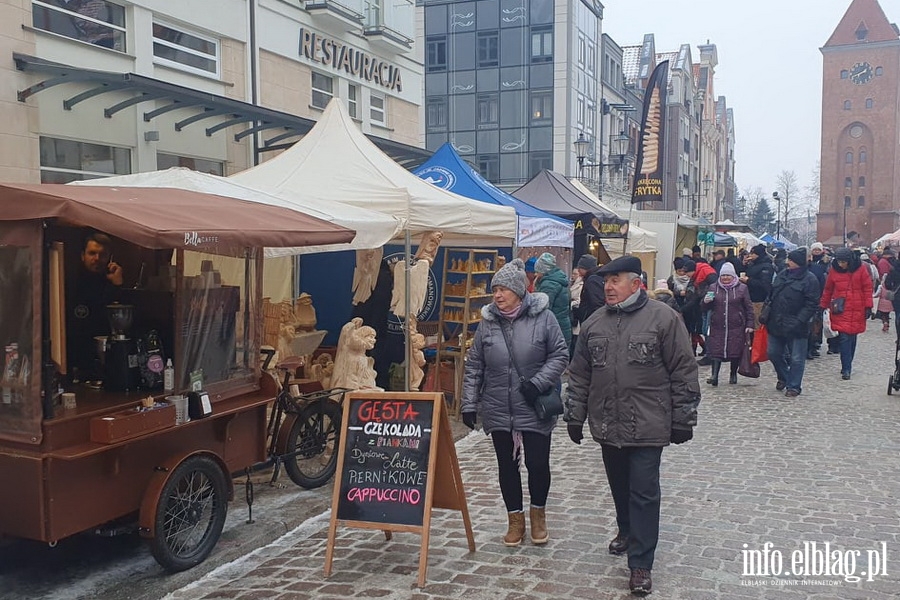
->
xmin=623 ymin=203 xmax=635 ymax=255
xmin=404 ymin=228 xmax=411 ymax=392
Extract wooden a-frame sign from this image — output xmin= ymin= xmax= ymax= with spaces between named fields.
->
xmin=324 ymin=391 xmax=475 ymax=587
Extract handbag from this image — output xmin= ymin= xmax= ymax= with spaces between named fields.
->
xmin=830 ymin=297 xmax=845 ymax=315
xmin=750 ymin=324 xmax=769 ymax=364
xmin=738 ymin=332 xmax=760 ymax=378
xmin=823 ymin=308 xmax=839 ymax=338
xmin=499 ymin=322 xmax=563 ymax=421
xmin=758 ymin=301 xmax=772 ymax=325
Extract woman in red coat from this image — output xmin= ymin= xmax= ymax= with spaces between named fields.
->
xmin=820 ymin=247 xmax=873 ymax=380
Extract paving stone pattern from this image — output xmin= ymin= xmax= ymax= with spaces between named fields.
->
xmin=166 ymin=321 xmax=900 ymax=600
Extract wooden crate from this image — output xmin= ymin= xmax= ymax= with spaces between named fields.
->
xmin=90 ymin=404 xmax=176 ymax=444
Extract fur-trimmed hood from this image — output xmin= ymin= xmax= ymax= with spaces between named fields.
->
xmin=481 ymin=291 xmax=550 ymax=322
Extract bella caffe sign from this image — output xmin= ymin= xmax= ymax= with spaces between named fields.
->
xmin=299 ymin=28 xmax=403 ymax=92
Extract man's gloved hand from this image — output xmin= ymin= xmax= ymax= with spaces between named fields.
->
xmin=520 ymin=380 xmax=541 ymax=405
xmin=567 ymin=422 xmax=584 ymax=445
xmin=670 ymin=428 xmax=693 ymax=444
xmin=462 ymin=411 xmax=477 ymax=430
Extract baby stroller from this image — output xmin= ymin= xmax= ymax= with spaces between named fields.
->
xmin=889 ymin=333 xmax=900 ymax=395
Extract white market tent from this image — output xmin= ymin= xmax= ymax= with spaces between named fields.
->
xmin=72 ymin=167 xmax=401 ymax=256
xmin=231 ymin=99 xmax=517 ymax=247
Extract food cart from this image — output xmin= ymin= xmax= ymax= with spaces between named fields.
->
xmin=0 ymin=183 xmax=354 ymax=571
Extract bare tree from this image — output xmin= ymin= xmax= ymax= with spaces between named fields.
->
xmin=741 ymin=186 xmax=768 ymax=233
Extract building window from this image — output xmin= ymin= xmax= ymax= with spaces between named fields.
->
xmin=157 ymin=152 xmax=223 ymax=175
xmin=858 ymin=196 xmax=865 ymax=207
xmin=530 ymin=90 xmax=552 ymax=123
xmin=478 ymin=154 xmax=499 ymax=183
xmin=39 ymin=136 xmax=130 ymax=183
xmin=426 ymin=97 xmax=447 ymax=131
xmin=347 ymin=84 xmax=359 ymax=119
xmin=876 ymin=66 xmax=883 ymax=76
xmin=311 ymin=72 xmax=333 ymax=109
xmin=845 ymin=151 xmax=853 ymax=164
xmin=840 ymin=70 xmax=848 ymax=79
xmin=866 ymin=98 xmax=873 ymax=109
xmin=426 ymin=36 xmax=447 ymax=72
xmin=477 ymin=31 xmax=499 ymax=67
xmin=859 ymin=150 xmax=866 ymax=163
xmin=370 ymin=93 xmax=386 ymax=125
xmin=529 ymin=152 xmax=552 ymax=177
xmin=843 ymin=100 xmax=851 ymax=110
xmin=859 ymin=176 xmax=865 ymax=187
xmin=32 ymin=0 xmax=126 ymax=51
xmin=844 ymin=196 xmax=852 ymax=208
xmin=530 ymin=27 xmax=553 ymax=63
xmin=576 ymin=95 xmax=585 ymax=126
xmin=844 ymin=176 xmax=852 ymax=188
xmin=578 ymin=36 xmax=586 ymax=67
xmin=153 ymin=21 xmax=219 ymax=76
xmin=477 ymin=93 xmax=499 ymax=126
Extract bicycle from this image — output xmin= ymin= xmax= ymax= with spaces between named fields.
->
xmin=255 ymin=348 xmax=349 ymax=489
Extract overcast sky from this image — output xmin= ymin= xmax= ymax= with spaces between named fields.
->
xmin=604 ymin=0 xmax=877 ymax=203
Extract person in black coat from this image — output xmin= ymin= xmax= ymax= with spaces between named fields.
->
xmin=806 ymin=242 xmax=829 ymax=357
xmin=740 ymin=244 xmax=775 ymax=326
xmin=772 ymin=248 xmax=787 ymax=275
xmin=575 ymin=254 xmax=605 ymax=322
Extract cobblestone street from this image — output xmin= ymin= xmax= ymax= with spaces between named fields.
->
xmin=165 ymin=320 xmax=900 ymax=600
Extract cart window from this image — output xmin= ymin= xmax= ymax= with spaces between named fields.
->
xmin=179 ymin=251 xmax=259 ymax=391
xmin=0 ymin=222 xmax=42 ymax=444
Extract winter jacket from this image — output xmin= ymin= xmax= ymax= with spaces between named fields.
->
xmin=877 ymin=257 xmax=893 ymax=278
xmin=883 ymin=262 xmax=900 ymax=313
xmin=819 ymin=263 xmax=873 ymax=335
xmin=577 ymin=266 xmax=605 ymax=321
xmin=651 ymin=288 xmax=680 ymax=312
xmin=807 ymin=256 xmax=828 ymax=292
xmin=692 ymin=261 xmax=718 ymax=291
xmin=570 ymin=276 xmax=584 ymax=336
xmin=766 ymin=267 xmax=820 ymax=339
xmin=702 ymin=282 xmax=754 ymax=359
xmin=535 ymin=267 xmax=573 ymax=345
xmin=744 ymin=253 xmax=775 ymax=302
xmin=566 ymin=289 xmax=701 ymax=447
xmin=461 ymin=292 xmax=569 ymax=436
xmin=668 ymin=275 xmax=702 ymax=334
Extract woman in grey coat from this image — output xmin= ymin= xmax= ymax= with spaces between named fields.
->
xmin=461 ymin=258 xmax=569 ymax=548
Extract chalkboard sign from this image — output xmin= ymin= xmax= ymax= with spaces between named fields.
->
xmin=325 ymin=391 xmax=474 ymax=587
xmin=337 ymin=396 xmax=434 ymax=526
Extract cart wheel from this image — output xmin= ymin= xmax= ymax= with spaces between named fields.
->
xmin=149 ymin=455 xmax=228 ymax=572
xmin=283 ymin=399 xmax=342 ymax=489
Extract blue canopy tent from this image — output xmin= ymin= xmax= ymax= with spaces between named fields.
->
xmin=414 ymin=143 xmax=574 ymax=248
xmin=760 ymin=233 xmax=797 ymax=250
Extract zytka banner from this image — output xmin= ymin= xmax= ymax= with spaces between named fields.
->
xmin=631 ymin=60 xmax=669 ymax=204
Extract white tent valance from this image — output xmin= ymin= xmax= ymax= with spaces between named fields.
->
xmin=72 ymin=167 xmax=402 ymax=256
xmin=231 ymin=99 xmax=516 ymax=247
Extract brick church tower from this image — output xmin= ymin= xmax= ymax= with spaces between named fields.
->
xmin=819 ymin=0 xmax=900 ymax=246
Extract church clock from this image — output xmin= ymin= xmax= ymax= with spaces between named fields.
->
xmin=850 ymin=61 xmax=873 ymax=84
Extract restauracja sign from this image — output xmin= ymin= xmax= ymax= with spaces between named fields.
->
xmin=299 ymin=28 xmax=403 ymax=92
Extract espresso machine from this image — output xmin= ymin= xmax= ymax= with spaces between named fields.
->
xmin=105 ymin=303 xmax=138 ymax=392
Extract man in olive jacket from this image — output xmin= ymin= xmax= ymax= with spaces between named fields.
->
xmin=565 ymin=255 xmax=701 ymax=596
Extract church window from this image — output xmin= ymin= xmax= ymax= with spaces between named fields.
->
xmin=875 ymin=66 xmax=883 ymax=76
xmin=857 ymin=196 xmax=865 ymax=207
xmin=859 ymin=176 xmax=865 ymax=187
xmin=844 ymin=177 xmax=852 ymax=188
xmin=866 ymin=98 xmax=873 ymax=109
xmin=844 ymin=196 xmax=851 ymax=208
xmin=843 ymin=100 xmax=851 ymax=110
xmin=845 ymin=151 xmax=853 ymax=164
xmin=855 ymin=24 xmax=868 ymax=41
xmin=840 ymin=70 xmax=848 ymax=79
xmin=859 ymin=150 xmax=866 ymax=163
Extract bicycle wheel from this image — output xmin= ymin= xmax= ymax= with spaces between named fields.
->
xmin=148 ymin=455 xmax=228 ymax=572
xmin=283 ymin=399 xmax=342 ymax=489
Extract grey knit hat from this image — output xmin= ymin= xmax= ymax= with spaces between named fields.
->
xmin=535 ymin=252 xmax=556 ymax=274
xmin=490 ymin=258 xmax=527 ymax=298
xmin=577 ymin=254 xmax=598 ymax=270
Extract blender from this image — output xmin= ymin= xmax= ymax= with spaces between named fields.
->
xmin=104 ymin=304 xmax=136 ymax=392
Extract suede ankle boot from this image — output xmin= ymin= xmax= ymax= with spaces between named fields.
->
xmin=706 ymin=360 xmax=721 ymax=386
xmin=529 ymin=506 xmax=549 ymax=545
xmin=503 ymin=511 xmax=526 ymax=547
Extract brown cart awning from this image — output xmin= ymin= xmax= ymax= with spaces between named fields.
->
xmin=0 ymin=183 xmax=355 ymax=254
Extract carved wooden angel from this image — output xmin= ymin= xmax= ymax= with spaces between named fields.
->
xmin=331 ymin=317 xmax=380 ymax=391
xmin=351 ymin=248 xmax=383 ymax=306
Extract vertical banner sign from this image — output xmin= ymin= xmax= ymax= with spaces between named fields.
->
xmin=631 ymin=60 xmax=669 ymax=204
xmin=324 ymin=392 xmax=475 ymax=587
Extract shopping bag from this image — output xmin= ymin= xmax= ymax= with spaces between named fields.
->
xmin=738 ymin=333 xmax=760 ymax=377
xmin=823 ymin=309 xmax=839 ymax=339
xmin=750 ymin=325 xmax=769 ymax=364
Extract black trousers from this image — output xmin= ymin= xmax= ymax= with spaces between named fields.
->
xmin=601 ymin=445 xmax=664 ymax=570
xmin=491 ymin=430 xmax=551 ymax=512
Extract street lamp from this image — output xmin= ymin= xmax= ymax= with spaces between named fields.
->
xmin=573 ymin=132 xmax=631 ymax=198
xmin=842 ymin=196 xmax=848 ymax=246
xmin=772 ymin=191 xmax=781 ymax=240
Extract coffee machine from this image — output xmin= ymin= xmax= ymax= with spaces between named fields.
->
xmin=105 ymin=304 xmax=138 ymax=392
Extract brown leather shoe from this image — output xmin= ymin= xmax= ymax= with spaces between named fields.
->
xmin=785 ymin=389 xmax=800 ymax=397
xmin=503 ymin=511 xmax=526 ymax=547
xmin=529 ymin=507 xmax=549 ymax=545
xmin=629 ymin=568 xmax=652 ymax=595
xmin=608 ymin=533 xmax=629 ymax=555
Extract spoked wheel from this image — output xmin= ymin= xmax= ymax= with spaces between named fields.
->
xmin=149 ymin=455 xmax=228 ymax=572
xmin=283 ymin=399 xmax=342 ymax=489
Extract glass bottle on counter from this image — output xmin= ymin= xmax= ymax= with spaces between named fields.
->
xmin=1 ymin=345 xmax=13 ymax=405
